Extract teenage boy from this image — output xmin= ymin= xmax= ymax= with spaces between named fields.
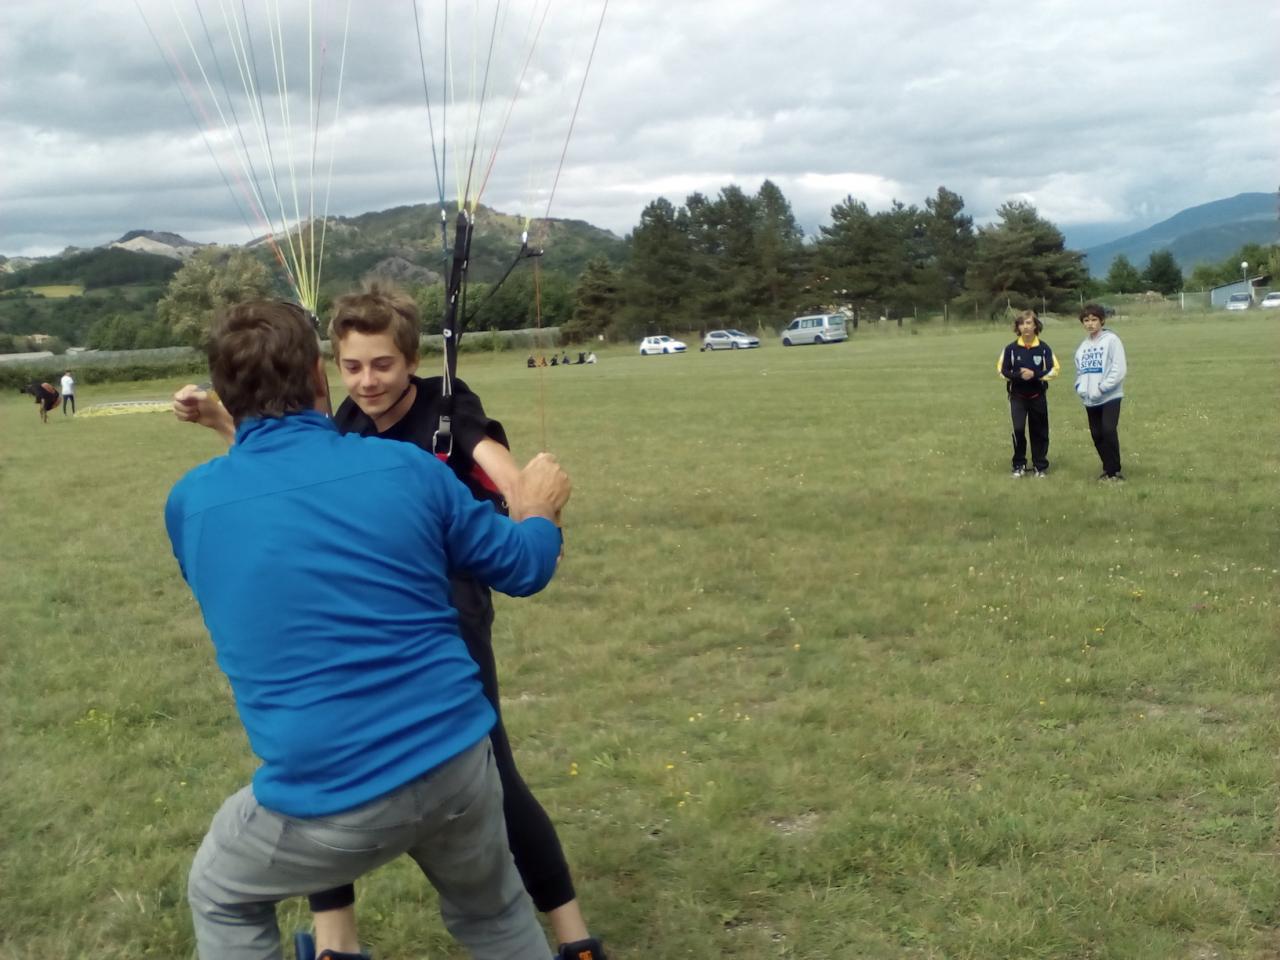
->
xmin=1073 ymin=304 xmax=1127 ymax=481
xmin=60 ymin=369 xmax=76 ymax=415
xmin=998 ymin=309 xmax=1059 ymax=477
xmin=173 ymin=283 xmax=606 ymax=960
xmin=167 ymin=300 xmax=573 ymax=960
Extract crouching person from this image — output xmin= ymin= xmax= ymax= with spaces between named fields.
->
xmin=165 ymin=301 xmax=572 ymax=960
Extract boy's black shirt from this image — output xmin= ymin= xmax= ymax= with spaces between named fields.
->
xmin=332 ymin=375 xmax=509 ymax=513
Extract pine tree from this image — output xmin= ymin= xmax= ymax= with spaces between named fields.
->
xmin=1141 ymin=250 xmax=1183 ymax=295
xmin=564 ymin=257 xmax=620 ymax=342
xmin=964 ymin=201 xmax=1087 ymax=313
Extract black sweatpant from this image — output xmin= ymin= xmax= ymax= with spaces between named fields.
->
xmin=1009 ymin=392 xmax=1049 ymax=471
xmin=62 ymin=394 xmax=75 ymax=414
xmin=308 ymin=576 xmax=575 ymax=917
xmin=1086 ymin=398 xmax=1123 ymax=477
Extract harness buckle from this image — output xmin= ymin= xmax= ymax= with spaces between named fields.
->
xmin=432 ymin=415 xmax=453 ymax=458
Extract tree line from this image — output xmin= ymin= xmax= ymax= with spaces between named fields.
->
xmin=7 ymin=186 xmax=1277 ymax=352
xmin=562 ymin=183 xmax=1279 ymax=342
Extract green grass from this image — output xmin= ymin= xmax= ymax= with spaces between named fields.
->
xmin=2 ymin=313 xmax=1276 ymax=959
xmin=26 ymin=284 xmax=85 ymax=298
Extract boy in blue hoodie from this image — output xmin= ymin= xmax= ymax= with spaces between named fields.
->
xmin=1073 ymin=304 xmax=1127 ymax=480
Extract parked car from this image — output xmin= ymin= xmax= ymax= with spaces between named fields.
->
xmin=701 ymin=329 xmax=761 ymax=351
xmin=1259 ymin=291 xmax=1280 ymax=309
xmin=639 ymin=335 xmax=687 ymax=355
xmin=781 ymin=313 xmax=849 ymax=346
xmin=1225 ymin=292 xmax=1253 ymax=311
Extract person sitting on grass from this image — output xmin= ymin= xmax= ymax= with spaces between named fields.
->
xmin=1073 ymin=303 xmax=1127 ymax=481
xmin=997 ymin=309 xmax=1059 ymax=477
xmin=167 ymin=299 xmax=574 ymax=960
xmin=173 ymin=282 xmax=609 ymax=960
xmin=21 ymin=380 xmax=60 ymax=423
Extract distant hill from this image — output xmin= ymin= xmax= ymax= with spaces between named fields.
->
xmin=1084 ymin=192 xmax=1278 ymax=273
xmin=248 ymin=202 xmax=627 ymax=292
xmin=0 ymin=247 xmax=181 ymax=291
xmin=111 ymin=230 xmax=204 ymax=260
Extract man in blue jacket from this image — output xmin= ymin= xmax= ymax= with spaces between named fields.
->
xmin=165 ymin=300 xmax=572 ymax=960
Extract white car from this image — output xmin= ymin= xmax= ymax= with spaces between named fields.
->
xmin=639 ymin=335 xmax=687 ymax=355
xmin=701 ymin=329 xmax=761 ymax=351
xmin=1225 ymin=292 xmax=1252 ymax=311
xmin=1259 ymin=291 xmax=1280 ymax=309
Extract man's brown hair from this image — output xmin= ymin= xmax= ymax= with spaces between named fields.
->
xmin=207 ymin=301 xmax=319 ymax=421
xmin=1012 ymin=309 xmax=1042 ymax=335
xmin=328 ymin=281 xmax=420 ymax=362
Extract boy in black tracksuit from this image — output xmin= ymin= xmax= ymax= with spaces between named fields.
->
xmin=998 ymin=309 xmax=1059 ymax=476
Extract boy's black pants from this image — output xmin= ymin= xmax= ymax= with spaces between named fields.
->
xmin=1085 ymin=398 xmax=1122 ymax=477
xmin=1009 ymin=392 xmax=1049 ymax=471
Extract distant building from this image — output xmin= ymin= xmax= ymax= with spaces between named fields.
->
xmin=1209 ymin=275 xmax=1268 ymax=308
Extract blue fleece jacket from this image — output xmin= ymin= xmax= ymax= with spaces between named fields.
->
xmin=165 ymin=410 xmax=562 ymax=817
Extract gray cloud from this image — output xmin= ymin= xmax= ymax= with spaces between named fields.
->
xmin=3 ymin=0 xmax=1277 ymax=257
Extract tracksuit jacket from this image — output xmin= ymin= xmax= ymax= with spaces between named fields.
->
xmin=998 ymin=336 xmax=1060 ymax=396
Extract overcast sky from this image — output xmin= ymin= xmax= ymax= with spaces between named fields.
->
xmin=3 ymin=0 xmax=1277 ymax=258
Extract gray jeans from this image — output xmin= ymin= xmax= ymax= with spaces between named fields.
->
xmin=188 ymin=738 xmax=551 ymax=959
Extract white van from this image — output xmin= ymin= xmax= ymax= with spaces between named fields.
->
xmin=781 ymin=313 xmax=849 ymax=346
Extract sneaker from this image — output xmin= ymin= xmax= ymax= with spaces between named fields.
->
xmin=558 ymin=937 xmax=609 ymax=960
xmin=1034 ymin=468 xmax=1047 ymax=478
xmin=1011 ymin=466 xmax=1026 ymax=478
xmin=295 ymin=933 xmax=371 ymax=960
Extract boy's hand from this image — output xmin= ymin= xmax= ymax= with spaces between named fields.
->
xmin=1019 ymin=367 xmax=1035 ymax=380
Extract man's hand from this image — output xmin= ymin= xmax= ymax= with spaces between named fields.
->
xmin=1018 ymin=367 xmax=1035 ymax=380
xmin=173 ymin=384 xmax=236 ymax=444
xmin=510 ymin=452 xmax=571 ymax=524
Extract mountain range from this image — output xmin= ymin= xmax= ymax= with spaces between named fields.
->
xmin=0 ymin=203 xmax=627 ymax=288
xmin=1080 ymin=192 xmax=1278 ymax=273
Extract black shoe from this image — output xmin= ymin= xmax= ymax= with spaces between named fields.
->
xmin=558 ymin=937 xmax=608 ymax=960
xmin=295 ymin=933 xmax=370 ymax=960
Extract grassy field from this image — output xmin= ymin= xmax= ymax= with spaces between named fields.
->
xmin=1 ymin=313 xmax=1276 ymax=959
xmin=26 ymin=284 xmax=85 ymax=298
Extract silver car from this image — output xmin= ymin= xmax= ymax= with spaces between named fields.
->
xmin=701 ymin=329 xmax=760 ymax=351
xmin=1225 ymin=293 xmax=1252 ymax=311
xmin=781 ymin=313 xmax=849 ymax=346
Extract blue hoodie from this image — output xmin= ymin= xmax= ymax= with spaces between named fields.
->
xmin=165 ymin=411 xmax=563 ymax=816
xmin=1074 ymin=328 xmax=1126 ymax=407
